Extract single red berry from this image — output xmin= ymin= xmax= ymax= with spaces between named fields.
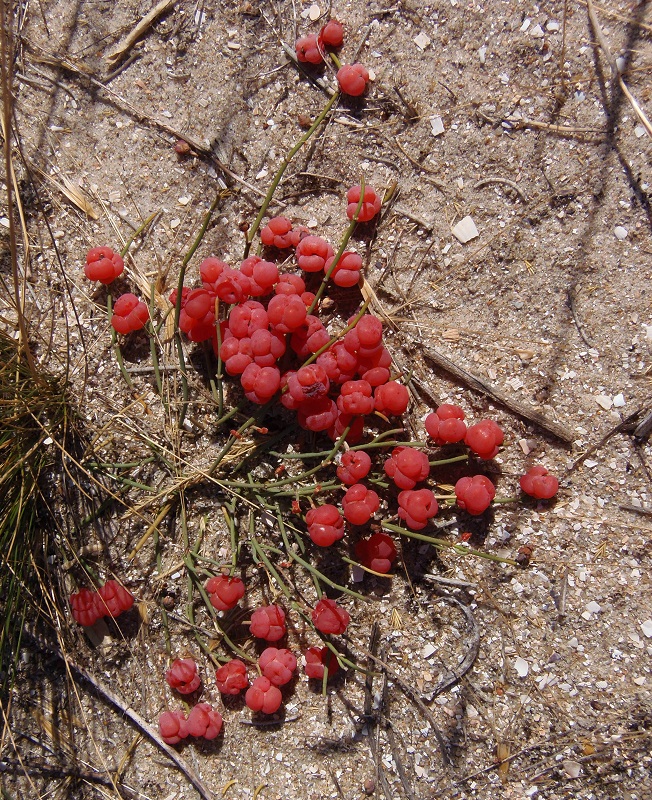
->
xmin=275 ymin=273 xmax=306 ymax=296
xmin=345 ymin=184 xmax=381 ymax=222
xmin=520 ymin=466 xmax=559 ymax=500
xmin=267 ymin=293 xmax=308 ymax=333
xmin=355 ymin=315 xmax=384 ymax=348
xmin=337 ymin=379 xmax=374 ymax=416
xmin=245 ymin=676 xmax=283 ymax=714
xmin=304 ymin=646 xmax=340 ymax=680
xmin=355 ymin=532 xmax=397 ymax=574
xmin=297 ymin=397 xmax=339 ymax=432
xmin=251 ymin=328 xmax=286 ymax=367
xmin=319 ymin=19 xmax=344 ymax=48
xmin=159 ymin=709 xmax=189 ymax=745
xmin=239 ymin=257 xmax=279 ymax=296
xmin=228 ymin=300 xmax=269 ymax=339
xmin=290 ymin=315 xmax=330 ymax=360
xmin=205 ymin=575 xmax=246 ymax=611
xmin=397 ymin=488 xmax=438 ymax=530
xmin=324 ymin=250 xmax=362 ymax=287
xmin=84 ymin=246 xmax=124 ymax=284
xmin=295 ymin=235 xmax=334 ymax=273
xmin=337 ymin=450 xmax=372 ymax=485
xmin=316 ymin=341 xmax=359 ymax=384
xmin=240 ymin=363 xmax=281 ymax=404
xmin=97 ymin=580 xmax=134 ymax=618
xmin=259 ymin=647 xmax=297 ymax=687
xmin=215 ymin=659 xmax=249 ymax=695
xmin=312 ymin=598 xmax=350 ymax=635
xmin=166 ymin=658 xmax=201 ymax=694
xmin=70 ymin=588 xmax=104 ymax=627
xmin=286 ymin=364 xmax=330 ymax=402
xmin=384 ymin=446 xmax=430 ymax=490
xmin=374 ymin=381 xmax=410 ymax=415
xmin=296 ymin=34 xmax=323 ymax=64
xmin=214 ymin=268 xmax=252 ymax=304
xmin=111 ymin=293 xmax=149 ymax=334
xmin=220 ymin=335 xmax=253 ymax=375
xmin=305 ymin=504 xmax=345 ymax=547
xmin=186 ymin=703 xmax=223 ymax=739
xmin=250 ymin=605 xmax=287 ymax=641
xmin=337 ymin=63 xmax=370 ymax=97
xmin=341 ymin=483 xmax=380 ymax=525
xmin=199 ymin=257 xmax=228 ymax=294
xmin=178 ymin=287 xmax=214 ymax=342
xmin=455 ymin=474 xmax=496 ymax=515
xmin=261 ymin=216 xmax=295 ymax=248
xmin=465 ymin=420 xmax=504 ymax=459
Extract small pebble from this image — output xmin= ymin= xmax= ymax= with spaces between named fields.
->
xmin=308 ymin=3 xmax=320 ymax=21
xmin=530 ymin=23 xmax=545 ymax=38
xmin=595 ymin=395 xmax=613 ymax=410
xmin=515 ymin=656 xmax=529 ymax=677
xmin=641 ymin=619 xmax=652 ymax=638
xmin=414 ymin=32 xmax=431 ymax=50
xmin=451 ymin=216 xmax=479 ymax=243
xmin=613 ymin=393 xmax=625 ymax=408
xmin=430 ymin=115 xmax=445 ymax=136
xmin=614 ymin=226 xmax=628 ymax=240
xmin=364 ymin=779 xmax=376 ymax=795
xmin=563 ymin=760 xmax=582 ymax=779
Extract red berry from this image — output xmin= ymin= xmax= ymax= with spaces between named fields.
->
xmin=166 ymin=658 xmax=201 ymax=694
xmin=220 ymin=335 xmax=253 ymax=375
xmin=355 ymin=315 xmax=384 ymax=348
xmin=342 ymin=483 xmax=380 ymax=525
xmin=214 ymin=268 xmax=252 ymax=304
xmin=111 ymin=293 xmax=149 ymax=334
xmin=259 ymin=647 xmax=297 ymax=687
xmin=215 ymin=659 xmax=249 ymax=695
xmin=297 ymin=397 xmax=338 ymax=432
xmin=200 ymin=257 xmax=228 ymax=294
xmin=290 ymin=315 xmax=330 ymax=360
xmin=260 ymin=216 xmax=295 ymax=248
xmin=304 ymin=646 xmax=340 ymax=680
xmin=267 ymin=293 xmax=307 ymax=333
xmin=187 ymin=703 xmax=223 ymax=739
xmin=397 ymin=488 xmax=438 ymax=530
xmin=228 ymin=300 xmax=268 ymax=339
xmin=337 ymin=63 xmax=370 ymax=97
xmin=251 ymin=328 xmax=286 ymax=366
xmin=296 ymin=34 xmax=322 ymax=64
xmin=355 ymin=532 xmax=397 ymax=574
xmin=239 ymin=256 xmax=279 ymax=296
xmin=345 ymin=184 xmax=381 ymax=222
xmin=245 ymin=676 xmax=283 ymax=714
xmin=312 ymin=598 xmax=350 ymax=635
xmin=295 ymin=235 xmax=334 ymax=273
xmin=178 ymin=288 xmax=214 ymax=342
xmin=250 ymin=605 xmax=286 ymax=641
xmin=240 ymin=363 xmax=281 ymax=404
xmin=465 ymin=420 xmax=504 ymax=459
xmin=70 ymin=588 xmax=103 ymax=627
xmin=84 ymin=246 xmax=124 ymax=284
xmin=275 ymin=273 xmax=306 ymax=296
xmin=455 ymin=475 xmax=496 ymax=515
xmin=97 ymin=579 xmax=134 ymax=618
xmin=316 ymin=341 xmax=359 ymax=384
xmin=384 ymin=446 xmax=430 ymax=490
xmin=337 ymin=450 xmax=372 ymax=485
xmin=205 ymin=575 xmax=246 ymax=611
xmin=337 ymin=379 xmax=374 ymax=416
xmin=286 ymin=364 xmax=330 ymax=403
xmin=159 ymin=710 xmax=189 ymax=745
xmin=319 ymin=19 xmax=344 ymax=48
xmin=520 ymin=466 xmax=559 ymax=500
xmin=325 ymin=250 xmax=362 ymax=287
xmin=374 ymin=381 xmax=410 ymax=415
xmin=305 ymin=504 xmax=345 ymax=547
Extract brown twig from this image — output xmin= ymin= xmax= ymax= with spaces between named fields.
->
xmin=567 ymin=408 xmax=644 ymax=473
xmin=474 ymin=177 xmax=528 ymax=204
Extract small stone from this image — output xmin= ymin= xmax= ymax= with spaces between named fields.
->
xmin=563 ymin=760 xmax=582 ymax=779
xmin=595 ymin=395 xmax=613 ymax=410
xmin=364 ymin=779 xmax=376 ymax=795
xmin=308 ymin=3 xmax=320 ymax=21
xmin=451 ymin=216 xmax=479 ymax=243
xmin=422 ymin=644 xmax=437 ymax=659
xmin=613 ymin=393 xmax=625 ymax=408
xmin=614 ymin=226 xmax=628 ymax=240
xmin=530 ymin=24 xmax=545 ymax=38
xmin=586 ymin=601 xmax=601 ymax=614
xmin=515 ymin=657 xmax=529 ymax=677
xmin=520 ymin=19 xmax=531 ymax=32
xmin=478 ymin=45 xmax=487 ymax=64
xmin=546 ymin=20 xmax=560 ymax=31
xmin=414 ymin=32 xmax=431 ymax=50
xmin=255 ymin=168 xmax=269 ymax=180
xmin=641 ymin=619 xmax=652 ymax=638
xmin=519 ymin=438 xmax=531 ymax=455
xmin=170 ymin=218 xmax=180 ymax=229
xmin=178 ymin=196 xmax=191 ymax=206
xmin=634 ymin=125 xmax=646 ymax=138
xmin=430 ymin=115 xmax=445 ymax=136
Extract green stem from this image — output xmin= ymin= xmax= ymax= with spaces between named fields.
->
xmin=119 ymin=210 xmax=160 ymax=258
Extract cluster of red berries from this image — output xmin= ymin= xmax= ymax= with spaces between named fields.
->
xmin=83 ymin=246 xmax=149 ymax=334
xmin=295 ymin=19 xmax=370 ymax=98
xmin=70 ymin=580 xmax=134 ymax=627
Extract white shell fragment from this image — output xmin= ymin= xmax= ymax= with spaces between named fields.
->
xmin=308 ymin=4 xmax=320 ymax=21
xmin=563 ymin=760 xmax=582 ymax=779
xmin=641 ymin=619 xmax=652 ymax=638
xmin=515 ymin=657 xmax=529 ymax=678
xmin=430 ymin=115 xmax=445 ymax=137
xmin=414 ymin=32 xmax=431 ymax=50
xmin=595 ymin=395 xmax=613 ymax=410
xmin=452 ymin=216 xmax=479 ymax=243
xmin=614 ymin=226 xmax=628 ymax=240
xmin=613 ymin=393 xmax=625 ymax=408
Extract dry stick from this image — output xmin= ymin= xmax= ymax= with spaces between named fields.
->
xmin=566 ymin=408 xmax=646 ymax=473
xmin=21 ymin=629 xmax=214 ymax=800
xmin=106 ymin=0 xmax=175 ymax=67
xmin=422 ymin=346 xmax=574 ymax=444
xmin=473 ymin=177 xmax=528 ymax=204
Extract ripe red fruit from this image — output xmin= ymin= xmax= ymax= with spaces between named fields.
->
xmin=259 ymin=647 xmax=297 ymax=687
xmin=111 ymin=293 xmax=149 ymax=334
xmin=178 ymin=288 xmax=214 ymax=342
xmin=337 ymin=450 xmax=372 ymax=485
xmin=295 ymin=235 xmax=334 ymax=273
xmin=384 ymin=446 xmax=430 ymax=490
xmin=316 ymin=341 xmax=359 ymax=384
xmin=214 ymin=267 xmax=252 ymax=304
xmin=250 ymin=604 xmax=287 ymax=641
xmin=275 ymin=273 xmax=306 ymax=296
xmin=187 ymin=703 xmax=223 ymax=739
xmin=290 ymin=315 xmax=329 ymax=359
xmin=97 ymin=580 xmax=134 ymax=618
xmin=305 ymin=504 xmax=345 ymax=547
xmin=465 ymin=419 xmax=504 ymax=459
xmin=228 ymin=300 xmax=268 ymax=338
xmin=215 ymin=659 xmax=249 ymax=695
xmin=260 ymin=216 xmax=295 ymax=248
xmin=267 ymin=293 xmax=307 ymax=333
xmin=304 ymin=646 xmax=340 ymax=680
xmin=311 ymin=598 xmax=350 ymax=635
xmin=342 ymin=483 xmax=380 ymax=525
xmin=240 ymin=363 xmax=281 ymax=404
xmin=295 ymin=34 xmax=322 ymax=64
xmin=337 ymin=379 xmax=374 ymax=416
xmin=345 ymin=184 xmax=381 ymax=222
xmin=159 ymin=710 xmax=189 ymax=745
xmin=455 ymin=474 xmax=496 ymax=515
xmin=70 ymin=588 xmax=104 ymax=627
xmin=355 ymin=532 xmax=397 ymax=574
xmin=84 ymin=246 xmax=124 ymax=284
xmin=199 ymin=257 xmax=228 ymax=295
xmin=337 ymin=63 xmax=370 ymax=97
xmin=324 ymin=250 xmax=362 ymax=287
xmin=166 ymin=658 xmax=201 ymax=694
xmin=425 ymin=404 xmax=467 ymax=444
xmin=397 ymin=488 xmax=438 ymax=530
xmin=286 ymin=364 xmax=330 ymax=403
xmin=220 ymin=335 xmax=253 ymax=375
xmin=205 ymin=575 xmax=246 ymax=611
xmin=520 ymin=466 xmax=559 ymax=500
xmin=297 ymin=397 xmax=338 ymax=432
xmin=239 ymin=256 xmax=279 ymax=296
xmin=374 ymin=381 xmax=410 ymax=416
xmin=328 ymin=409 xmax=365 ymax=445
xmin=250 ymin=328 xmax=286 ymax=367
xmin=319 ymin=19 xmax=344 ymax=48
xmin=245 ymin=676 xmax=283 ymax=714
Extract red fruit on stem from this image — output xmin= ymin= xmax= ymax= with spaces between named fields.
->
xmin=327 ymin=409 xmax=365 ymax=445
xmin=295 ymin=34 xmax=323 ymax=64
xmin=111 ymin=293 xmax=149 ymax=334
xmin=267 ymin=293 xmax=308 ymax=333
xmin=289 ymin=315 xmax=329 ymax=359
xmin=250 ymin=605 xmax=287 ymax=641
xmin=520 ymin=466 xmax=559 ymax=500
xmin=425 ymin=404 xmax=467 ymax=444
xmin=397 ymin=488 xmax=438 ymax=530
xmin=374 ymin=381 xmax=410 ymax=415
xmin=166 ymin=658 xmax=201 ymax=694
xmin=159 ymin=710 xmax=189 ymax=745
xmin=178 ymin=288 xmax=214 ymax=342
xmin=316 ymin=341 xmax=359 ymax=384
xmin=312 ymin=598 xmax=350 ymax=635
xmin=215 ymin=659 xmax=249 ymax=695
xmin=355 ymin=532 xmax=397 ymax=574
xmin=384 ymin=446 xmax=430 ymax=490
xmin=324 ymin=250 xmax=362 ymax=287
xmin=187 ymin=703 xmax=223 ymax=739
xmin=220 ymin=335 xmax=253 ymax=375
xmin=355 ymin=314 xmax=383 ymax=347
xmin=319 ymin=19 xmax=344 ymax=48
xmin=199 ymin=257 xmax=228 ymax=294
xmin=260 ymin=216 xmax=295 ymax=248
xmin=228 ymin=300 xmax=268 ymax=339
xmin=304 ymin=646 xmax=340 ymax=680
xmin=251 ymin=328 xmax=286 ymax=367
xmin=214 ymin=268 xmax=252 ymax=304
xmin=240 ymin=363 xmax=281 ymax=404
xmin=337 ymin=379 xmax=374 ymax=416
xmin=286 ymin=364 xmax=330 ymax=402
xmin=341 ymin=483 xmax=380 ymax=526
xmin=275 ymin=273 xmax=306 ymax=296
xmin=84 ymin=246 xmax=124 ymax=284
xmin=345 ymin=184 xmax=381 ymax=222
xmin=297 ymin=397 xmax=338 ymax=432
xmin=465 ymin=419 xmax=504 ymax=459
xmin=454 ymin=475 xmax=496 ymax=515
xmin=70 ymin=588 xmax=104 ymax=627
xmin=205 ymin=575 xmax=246 ymax=611
xmin=295 ymin=235 xmax=334 ymax=273
xmin=305 ymin=504 xmax=345 ymax=547
xmin=97 ymin=579 xmax=134 ymax=618
xmin=245 ymin=676 xmax=283 ymax=714
xmin=337 ymin=63 xmax=370 ymax=97
xmin=259 ymin=647 xmax=297 ymax=687
xmin=337 ymin=450 xmax=372 ymax=485
xmin=239 ymin=257 xmax=279 ymax=296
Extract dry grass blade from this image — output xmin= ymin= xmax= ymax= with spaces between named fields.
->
xmin=31 ymin=165 xmax=100 ymax=219
xmin=106 ymin=0 xmax=176 ymax=68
